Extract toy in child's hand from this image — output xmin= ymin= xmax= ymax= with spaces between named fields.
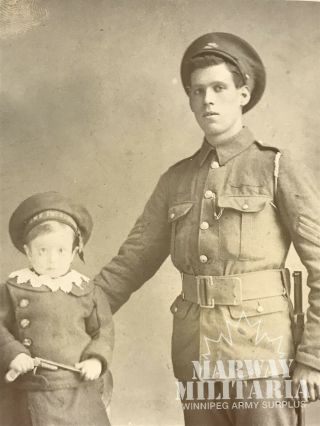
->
xmin=5 ymin=356 xmax=82 ymax=382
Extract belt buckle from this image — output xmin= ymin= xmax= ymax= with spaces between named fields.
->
xmin=197 ymin=276 xmax=215 ymax=308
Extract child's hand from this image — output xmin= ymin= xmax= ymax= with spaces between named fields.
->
xmin=9 ymin=353 xmax=34 ymax=374
xmin=75 ymin=358 xmax=102 ymax=380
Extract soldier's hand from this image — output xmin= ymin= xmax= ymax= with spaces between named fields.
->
xmin=292 ymin=362 xmax=320 ymax=402
xmin=9 ymin=353 xmax=34 ymax=374
xmin=75 ymin=358 xmax=102 ymax=381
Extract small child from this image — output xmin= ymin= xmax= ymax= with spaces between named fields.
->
xmin=0 ymin=191 xmax=114 ymax=426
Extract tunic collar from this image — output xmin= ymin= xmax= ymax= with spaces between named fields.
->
xmin=8 ymin=268 xmax=89 ymax=293
xmin=198 ymin=127 xmax=255 ymax=167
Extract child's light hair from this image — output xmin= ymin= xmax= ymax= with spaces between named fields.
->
xmin=24 ymin=220 xmax=79 ymax=250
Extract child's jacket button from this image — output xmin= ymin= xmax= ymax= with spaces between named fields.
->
xmin=20 ymin=319 xmax=30 ymax=328
xmin=19 ymin=299 xmax=29 ymax=308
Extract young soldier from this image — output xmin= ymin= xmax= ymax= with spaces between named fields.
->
xmin=95 ymin=33 xmax=320 ymax=425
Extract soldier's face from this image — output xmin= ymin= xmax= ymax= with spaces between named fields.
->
xmin=189 ymin=63 xmax=250 ymax=142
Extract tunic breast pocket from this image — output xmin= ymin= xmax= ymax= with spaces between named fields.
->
xmin=217 ymin=195 xmax=272 ymax=261
xmin=168 ymin=202 xmax=194 ymax=263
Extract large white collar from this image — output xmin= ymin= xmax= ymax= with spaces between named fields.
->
xmin=8 ymin=268 xmax=89 ymax=293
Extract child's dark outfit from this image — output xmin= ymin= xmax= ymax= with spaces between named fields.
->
xmin=0 ymin=268 xmax=114 ymax=426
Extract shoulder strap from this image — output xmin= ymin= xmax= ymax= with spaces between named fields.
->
xmin=255 ymin=140 xmax=282 ymax=200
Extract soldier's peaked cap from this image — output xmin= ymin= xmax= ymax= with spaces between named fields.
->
xmin=9 ymin=191 xmax=93 ymax=253
xmin=180 ymin=32 xmax=266 ymax=113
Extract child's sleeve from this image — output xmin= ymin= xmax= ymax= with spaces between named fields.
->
xmin=81 ymin=284 xmax=114 ymax=373
xmin=0 ymin=283 xmax=31 ymax=373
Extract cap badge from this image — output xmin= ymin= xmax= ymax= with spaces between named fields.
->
xmin=203 ymin=42 xmax=219 ymax=49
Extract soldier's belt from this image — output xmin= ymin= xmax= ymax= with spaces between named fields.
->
xmin=181 ymin=268 xmax=289 ymax=308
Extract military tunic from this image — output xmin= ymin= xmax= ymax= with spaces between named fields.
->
xmin=95 ymin=126 xmax=320 ymax=381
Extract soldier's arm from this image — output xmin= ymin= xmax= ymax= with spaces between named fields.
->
xmin=276 ymin=151 xmax=320 ymax=376
xmin=94 ymin=172 xmax=171 ymax=313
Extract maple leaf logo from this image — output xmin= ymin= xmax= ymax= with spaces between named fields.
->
xmin=201 ymin=310 xmax=286 ymax=361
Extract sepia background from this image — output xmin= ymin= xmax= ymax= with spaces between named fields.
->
xmin=1 ymin=0 xmax=320 ymax=424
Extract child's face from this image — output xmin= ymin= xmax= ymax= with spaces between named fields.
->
xmin=24 ymin=226 xmax=76 ymax=278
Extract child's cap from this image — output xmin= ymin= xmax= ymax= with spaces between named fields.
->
xmin=9 ymin=192 xmax=93 ymax=258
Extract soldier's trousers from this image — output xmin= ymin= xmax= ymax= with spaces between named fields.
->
xmin=180 ymin=379 xmax=299 ymax=426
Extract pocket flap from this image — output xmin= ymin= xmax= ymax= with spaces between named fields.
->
xmin=229 ymin=295 xmax=288 ymax=319
xmin=168 ymin=202 xmax=193 ymax=222
xmin=218 ymin=196 xmax=270 ymax=212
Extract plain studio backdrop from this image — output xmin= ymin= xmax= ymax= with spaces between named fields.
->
xmin=1 ymin=0 xmax=320 ymax=425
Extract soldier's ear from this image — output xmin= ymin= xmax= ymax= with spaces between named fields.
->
xmin=187 ymin=88 xmax=196 ymax=112
xmin=240 ymin=86 xmax=251 ymax=107
xmin=189 ymin=98 xmax=194 ymax=112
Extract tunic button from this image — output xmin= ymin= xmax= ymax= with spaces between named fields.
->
xmin=199 ymin=255 xmax=208 ymax=263
xmin=20 ymin=319 xmax=30 ymax=328
xmin=210 ymin=161 xmax=220 ymax=169
xmin=200 ymin=221 xmax=209 ymax=230
xmin=173 ymin=306 xmax=178 ymax=313
xmin=22 ymin=338 xmax=32 ymax=347
xmin=256 ymin=305 xmax=264 ymax=313
xmin=242 ymin=203 xmax=249 ymax=210
xmin=204 ymin=190 xmax=214 ymax=199
xmin=170 ymin=212 xmax=175 ymax=219
xmin=19 ymin=299 xmax=29 ymax=308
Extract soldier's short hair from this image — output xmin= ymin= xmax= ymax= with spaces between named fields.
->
xmin=187 ymin=54 xmax=245 ymax=88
